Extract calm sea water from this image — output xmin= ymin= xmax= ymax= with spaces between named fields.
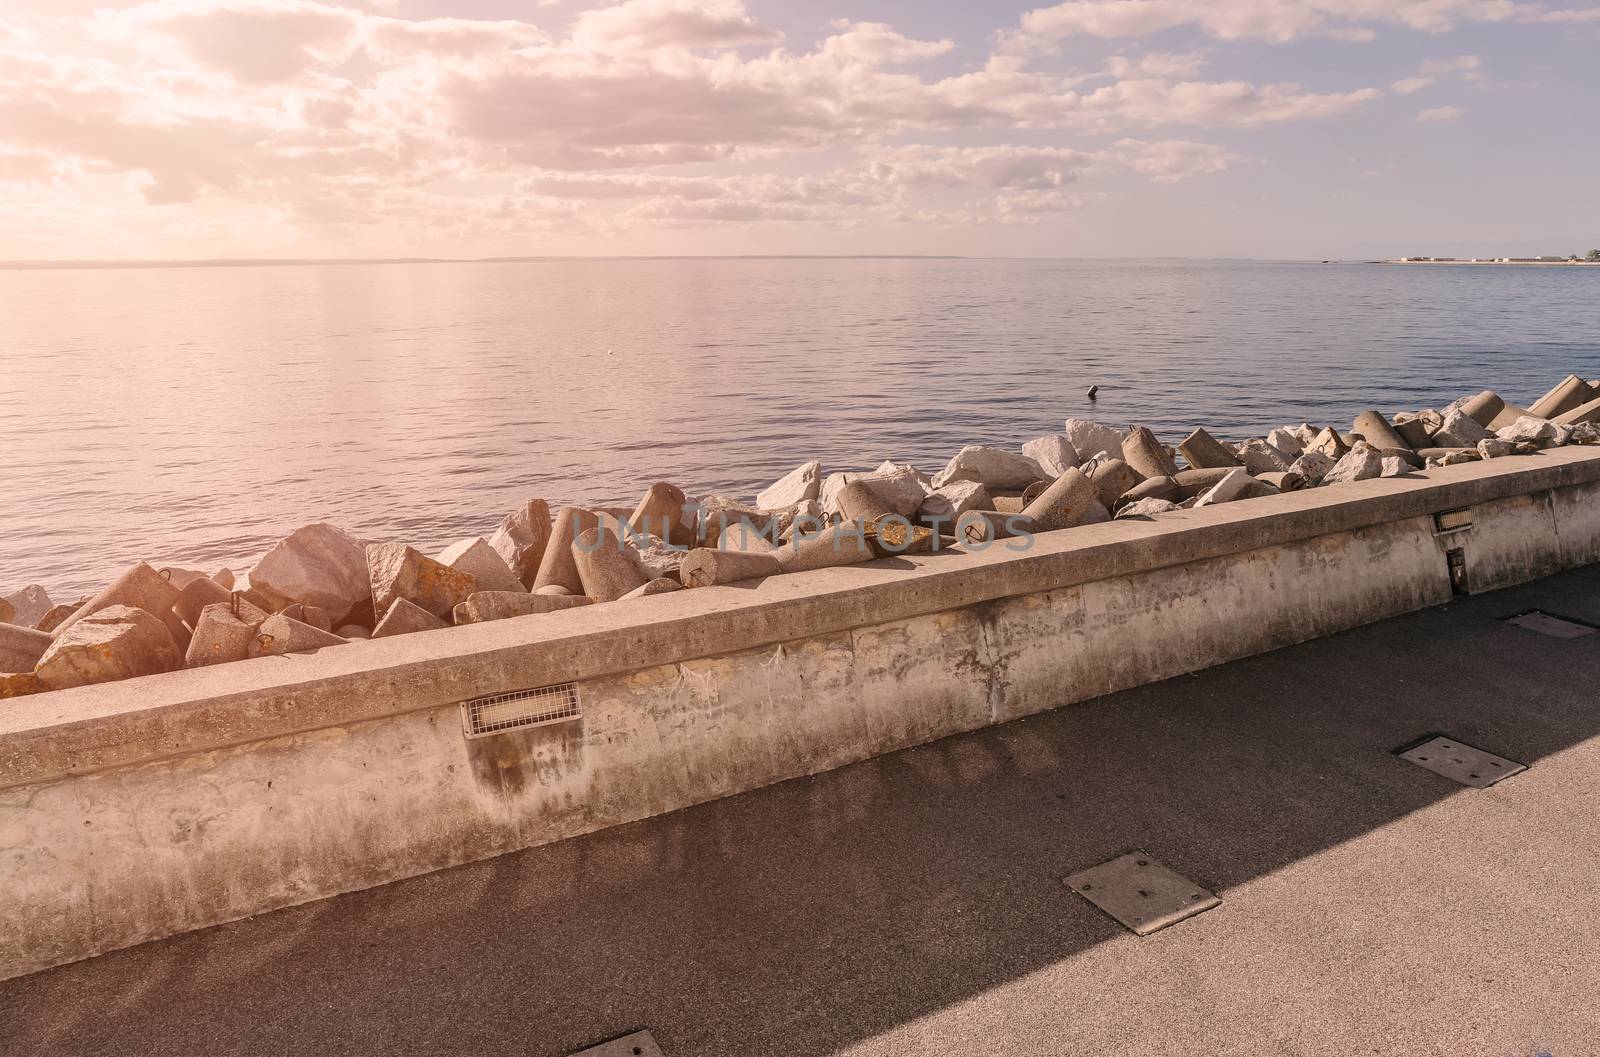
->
xmin=2 ymin=258 xmax=1597 ymax=596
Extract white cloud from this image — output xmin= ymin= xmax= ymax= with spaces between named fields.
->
xmin=1417 ymin=104 xmax=1463 ymax=121
xmin=570 ymin=0 xmax=780 ymax=52
xmin=1015 ymin=0 xmax=1593 ymax=44
xmin=1392 ymin=76 xmax=1433 ymax=94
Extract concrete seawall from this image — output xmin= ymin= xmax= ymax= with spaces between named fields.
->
xmin=4 ymin=447 xmax=1600 ymax=981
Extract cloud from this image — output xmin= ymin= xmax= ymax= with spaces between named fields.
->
xmin=1015 ymin=1 xmax=1594 ymax=44
xmin=570 ymin=0 xmax=780 ymax=52
xmin=1105 ymin=50 xmax=1208 ymax=78
xmin=1392 ymin=76 xmax=1433 ymax=94
xmin=1417 ymin=105 xmax=1463 ymax=121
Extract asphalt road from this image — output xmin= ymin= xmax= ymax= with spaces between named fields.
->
xmin=4 ymin=565 xmax=1599 ymax=1057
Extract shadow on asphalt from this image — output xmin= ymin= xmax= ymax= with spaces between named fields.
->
xmin=3 ymin=565 xmax=1598 ymax=1057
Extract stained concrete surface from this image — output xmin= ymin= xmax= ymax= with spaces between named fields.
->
xmin=4 ymin=567 xmax=1599 ymax=1057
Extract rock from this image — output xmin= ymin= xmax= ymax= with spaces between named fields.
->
xmin=435 ymin=537 xmax=523 ymax=594
xmin=1121 ymin=427 xmax=1179 ymax=478
xmin=0 ymin=622 xmax=54 ymax=674
xmin=185 ymin=603 xmax=264 ymax=668
xmin=452 ymin=591 xmax=593 ymax=625
xmin=0 ymin=597 xmax=11 ymax=625
xmin=1379 ymin=456 xmax=1411 ymax=478
xmin=1236 ymin=438 xmax=1292 ymax=475
xmin=367 ymin=543 xmax=478 ymax=620
xmin=1266 ymin=427 xmax=1304 ymax=457
xmin=488 ymin=498 xmax=553 ymax=588
xmin=34 ymin=602 xmax=80 ymax=634
xmin=1020 ymin=468 xmax=1102 ymax=531
xmin=1553 ymin=396 xmax=1600 ymax=427
xmin=213 ymin=568 xmax=236 ymax=589
xmin=1178 ymin=428 xmax=1240 ymax=470
xmin=757 ymin=461 xmax=822 ymax=510
xmin=774 ymin=523 xmax=876 ymax=573
xmin=629 ymin=534 xmax=687 ymax=581
xmin=930 ymin=446 xmax=1045 ymax=491
xmin=1432 ymin=407 xmax=1491 ymax=448
xmin=1285 ymin=450 xmax=1336 ymax=488
xmin=0 ymin=672 xmax=44 ymax=699
xmin=3 ymin=585 xmax=51 ymax=630
xmin=1477 ymin=438 xmax=1515 ymax=459
xmin=532 ymin=507 xmax=603 ymax=594
xmin=372 ymin=597 xmax=451 ymax=638
xmin=1194 ymin=468 xmax=1255 ymax=507
xmin=1351 ymin=410 xmax=1413 ymax=453
xmin=1065 ymin=419 xmax=1125 ymax=465
xmin=35 ymin=605 xmax=181 ymax=690
xmin=820 ymin=464 xmax=928 ymax=519
xmin=249 ymin=613 xmax=348 ymax=657
xmin=247 ymin=523 xmax=371 ymax=619
xmin=1116 ymin=497 xmax=1181 ymax=519
xmin=1427 ymin=450 xmax=1481 ymax=467
xmin=535 ymin=584 xmax=573 ymax=596
xmin=917 ymin=479 xmax=992 ymax=527
xmin=1488 ymin=403 xmax=1530 ymax=430
xmin=51 ymin=562 xmax=182 ymax=641
xmin=1570 ymin=423 xmax=1600 ymax=445
xmin=630 ymin=482 xmax=691 ymax=546
xmin=620 ymin=578 xmax=684 ymax=600
xmin=1022 ymin=435 xmax=1079 ymax=477
xmin=1528 ymin=375 xmax=1592 ymax=420
xmin=1495 ymin=415 xmax=1564 ymax=448
xmin=1320 ymin=442 xmax=1385 ymax=485
xmin=697 ymin=496 xmax=775 ymax=545
xmin=573 ymin=525 xmax=649 ymax=602
xmin=1088 ymin=458 xmax=1142 ymax=509
xmin=680 ymin=548 xmax=782 ymax=587
xmin=338 ymin=625 xmax=372 ymax=639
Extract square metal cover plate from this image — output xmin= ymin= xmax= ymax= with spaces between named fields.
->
xmin=1502 ymin=610 xmax=1597 ymax=639
xmin=1065 ymin=851 xmax=1220 ymax=936
xmin=1398 ymin=736 xmax=1525 ymax=788
xmin=567 ymin=1031 xmax=664 ymax=1057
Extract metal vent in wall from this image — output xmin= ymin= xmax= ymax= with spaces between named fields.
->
xmin=461 ymin=682 xmax=581 ymax=738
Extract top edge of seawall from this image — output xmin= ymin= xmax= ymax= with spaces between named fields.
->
xmin=3 ymin=447 xmax=1599 ymax=791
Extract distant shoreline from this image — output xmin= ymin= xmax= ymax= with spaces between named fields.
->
xmin=1383 ymin=259 xmax=1600 ymax=267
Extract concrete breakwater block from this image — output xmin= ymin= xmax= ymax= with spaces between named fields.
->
xmin=532 ymin=507 xmax=603 ymax=595
xmin=680 ymin=548 xmax=781 ymax=587
xmin=0 ymin=622 xmax=54 ymax=674
xmin=434 ymin=537 xmax=523 ymax=595
xmin=35 ymin=605 xmax=182 ymax=691
xmin=1529 ymin=375 xmax=1592 ymax=420
xmin=372 ymin=598 xmax=449 ymax=638
xmin=51 ymin=562 xmax=181 ymax=641
xmin=1021 ymin=468 xmax=1103 ymax=532
xmin=1088 ymin=457 xmax=1142 ymax=510
xmin=185 ymin=603 xmax=264 ymax=668
xmin=1121 ymin=426 xmax=1179 ymax=479
xmin=247 ymin=523 xmax=371 ymax=618
xmin=572 ymin=526 xmax=650 ymax=602
xmin=367 ymin=544 xmax=478 ymax=621
xmin=775 ymin=523 xmax=877 ymax=573
xmin=248 ymin=613 xmax=348 ymax=658
xmin=629 ymin=482 xmax=690 ymax=547
xmin=1179 ymin=428 xmax=1240 ymax=470
xmin=488 ymin=498 xmax=552 ymax=589
xmin=452 ymin=591 xmax=592 ymax=625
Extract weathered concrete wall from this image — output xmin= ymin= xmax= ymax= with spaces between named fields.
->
xmin=3 ymin=449 xmax=1600 ymax=980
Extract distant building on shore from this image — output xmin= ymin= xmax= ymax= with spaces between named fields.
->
xmin=1396 ymin=255 xmax=1594 ymax=264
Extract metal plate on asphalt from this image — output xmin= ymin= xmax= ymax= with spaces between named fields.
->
xmin=1399 ymin=736 xmax=1525 ymax=788
xmin=1502 ymin=610 xmax=1597 ymax=639
xmin=1065 ymin=851 xmax=1220 ymax=936
xmin=566 ymin=1030 xmax=665 ymax=1057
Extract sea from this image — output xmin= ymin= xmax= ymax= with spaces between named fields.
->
xmin=2 ymin=257 xmax=1596 ymax=595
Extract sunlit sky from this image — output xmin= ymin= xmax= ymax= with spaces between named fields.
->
xmin=3 ymin=0 xmax=1598 ymax=260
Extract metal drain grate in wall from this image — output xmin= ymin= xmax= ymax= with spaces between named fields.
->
xmin=1065 ymin=851 xmax=1220 ymax=936
xmin=1500 ymin=610 xmax=1598 ymax=639
xmin=566 ymin=1030 xmax=664 ymax=1057
xmin=1397 ymin=735 xmax=1526 ymax=788
xmin=461 ymin=682 xmax=581 ymax=739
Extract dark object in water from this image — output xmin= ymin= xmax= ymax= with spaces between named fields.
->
xmin=1087 ymin=385 xmax=1099 ymax=400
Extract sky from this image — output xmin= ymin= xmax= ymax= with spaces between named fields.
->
xmin=2 ymin=0 xmax=1598 ymax=260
